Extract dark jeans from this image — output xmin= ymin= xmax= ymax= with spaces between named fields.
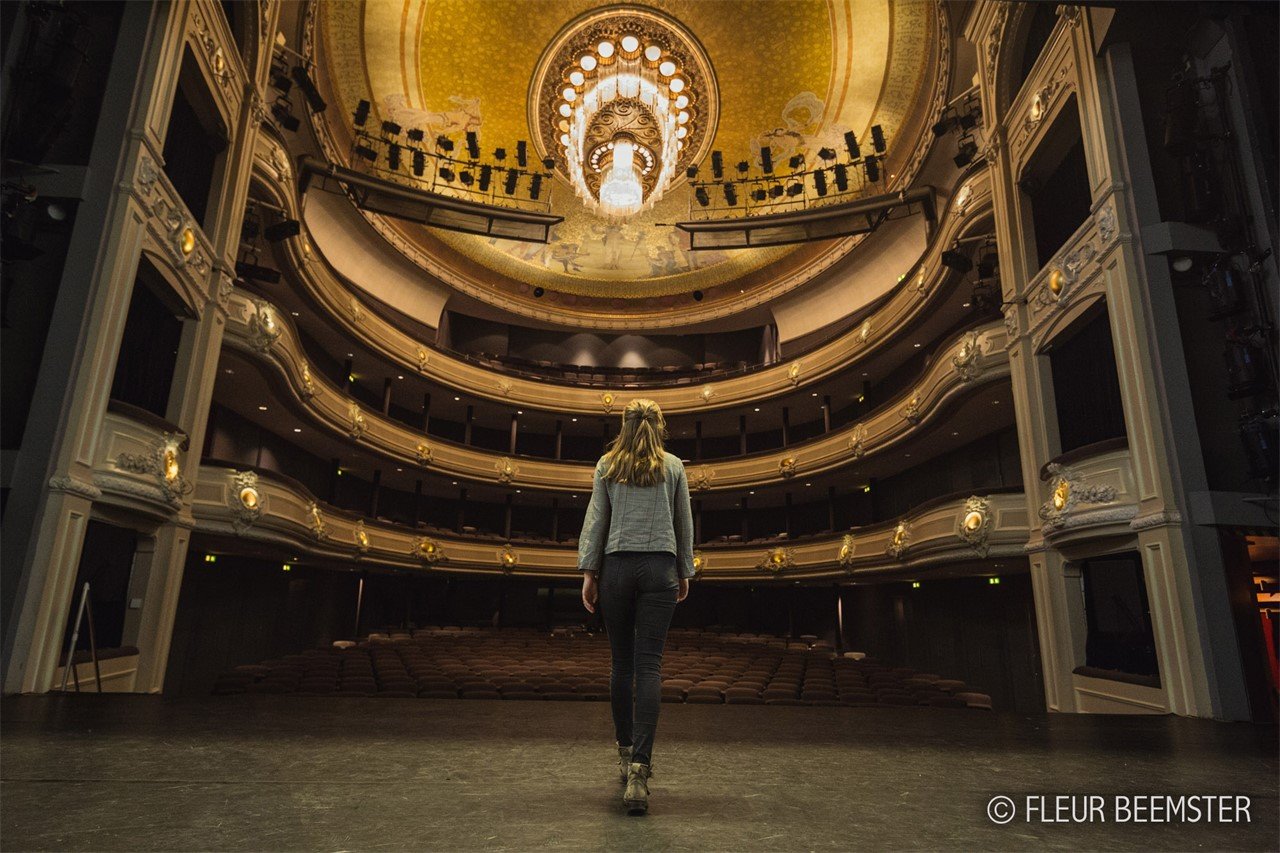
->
xmin=598 ymin=551 xmax=678 ymax=766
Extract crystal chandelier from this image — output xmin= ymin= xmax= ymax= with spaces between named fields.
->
xmin=534 ymin=10 xmax=716 ymax=223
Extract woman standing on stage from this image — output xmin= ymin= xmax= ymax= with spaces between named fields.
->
xmin=579 ymin=398 xmax=694 ymax=816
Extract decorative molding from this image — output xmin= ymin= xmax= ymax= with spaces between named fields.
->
xmin=48 ymin=475 xmax=103 ymax=501
xmin=498 ymin=545 xmax=518 ymax=573
xmin=413 ymin=536 xmax=447 ymax=563
xmin=229 ymin=470 xmax=262 ymax=533
xmin=1003 ymin=307 xmax=1020 ymax=341
xmin=901 ymin=393 xmax=923 ymax=425
xmin=778 ymin=456 xmax=797 ymax=478
xmin=415 ymin=442 xmax=434 ymax=466
xmin=495 ymin=457 xmax=518 ymax=484
xmin=956 ymin=495 xmax=993 ymax=557
xmin=1129 ymin=510 xmax=1183 ymax=531
xmin=951 ymin=330 xmax=984 ymax=381
xmin=757 ymin=547 xmax=794 ymax=573
xmin=886 ymin=520 xmax=912 ymax=559
xmin=246 ymin=299 xmax=281 ymax=352
xmin=953 ymin=181 xmax=974 ymax=215
xmin=857 ymin=319 xmax=873 ymax=344
xmin=354 ymin=519 xmax=371 ymax=554
xmin=837 ymin=534 xmax=857 ymax=571
xmin=691 ymin=550 xmax=705 ymax=576
xmin=984 ymin=3 xmax=1011 ymax=88
xmin=190 ymin=4 xmax=235 ymax=91
xmin=1095 ymin=201 xmax=1117 ymax=244
xmin=688 ymin=466 xmax=715 ymax=492
xmin=416 ymin=347 xmax=430 ymax=372
xmin=307 ymin=500 xmax=327 ymax=539
xmin=299 ymin=361 xmax=317 ymax=399
xmin=113 ymin=431 xmax=192 ymax=506
xmin=346 ymin=403 xmax=367 ymax=440
xmin=1038 ymin=462 xmax=1118 ymax=529
xmin=496 ymin=378 xmax=514 ymax=396
xmin=699 ymin=384 xmax=716 ymax=404
xmin=600 ymin=392 xmax=616 ymax=414
xmin=847 ymin=422 xmax=868 ymax=458
xmin=786 ymin=362 xmax=802 ymax=386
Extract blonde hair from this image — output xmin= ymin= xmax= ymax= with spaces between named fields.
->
xmin=600 ymin=398 xmax=668 ymax=486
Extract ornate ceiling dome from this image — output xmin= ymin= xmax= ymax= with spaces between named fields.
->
xmin=307 ymin=0 xmax=948 ymax=328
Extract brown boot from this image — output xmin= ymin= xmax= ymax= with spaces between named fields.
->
xmin=623 ymin=762 xmax=651 ymax=814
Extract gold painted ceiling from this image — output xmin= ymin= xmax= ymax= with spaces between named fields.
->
xmin=310 ymin=0 xmax=946 ymax=326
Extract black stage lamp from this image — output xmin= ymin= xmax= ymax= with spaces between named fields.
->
xmin=864 ymin=155 xmax=880 ymax=183
xmin=692 ymin=290 xmax=704 ymax=301
xmin=459 ymin=170 xmax=474 ymax=185
xmin=958 ymin=110 xmax=978 ymax=130
xmin=953 ymin=138 xmax=978 ymax=168
xmin=439 ymin=167 xmax=456 ymax=182
xmin=271 ymin=102 xmax=300 ymax=132
xmin=788 ymin=153 xmax=804 ymax=171
xmin=235 ymin=261 xmax=281 ymax=284
xmin=435 ymin=135 xmax=454 ymax=152
xmin=265 ymin=219 xmax=301 ymax=243
xmin=412 ymin=150 xmax=426 ymax=177
xmin=479 ymin=164 xmax=492 ymax=191
xmin=290 ymin=65 xmax=327 ymax=113
xmin=977 ymin=252 xmax=999 ymax=279
xmin=940 ymin=249 xmax=973 ymax=273
xmin=769 ymin=184 xmax=785 ymax=199
xmin=466 ymin=131 xmax=480 ymax=160
xmin=353 ymin=99 xmax=370 ymax=127
xmin=813 ymin=168 xmax=828 ymax=196
xmin=517 ymin=140 xmax=528 ymax=167
xmin=711 ymin=151 xmax=724 ymax=179
xmin=354 ymin=143 xmax=377 ymax=162
xmin=493 ymin=147 xmax=506 ymax=161
xmin=504 ymin=169 xmax=519 ymax=194
xmin=737 ymin=160 xmax=750 ymax=174
xmin=381 ymin=119 xmax=402 ymax=136
xmin=529 ymin=174 xmax=542 ymax=199
xmin=724 ymin=183 xmax=738 ymax=206
xmin=695 ymin=186 xmax=710 ymax=207
xmin=760 ymin=146 xmax=774 ymax=173
xmin=751 ymin=188 xmax=767 ymax=202
xmin=406 ymin=128 xmax=425 ymax=142
xmin=844 ymin=130 xmax=861 ymax=161
xmin=686 ymin=165 xmax=699 ymax=179
xmin=818 ymin=147 xmax=837 ymax=161
xmin=786 ymin=182 xmax=804 ymax=197
xmin=387 ymin=143 xmax=401 ymax=171
xmin=833 ymin=164 xmax=849 ymax=192
xmin=870 ymin=124 xmax=886 ymax=153
xmin=931 ymin=116 xmax=954 ymax=138
xmin=542 ymin=157 xmax=556 ymax=170
xmin=533 ymin=287 xmax=545 ymax=298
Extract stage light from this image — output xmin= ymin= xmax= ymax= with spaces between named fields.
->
xmin=387 ymin=143 xmax=401 ymax=171
xmin=931 ymin=117 xmax=953 ymax=138
xmin=760 ymin=146 xmax=774 ymax=173
xmin=406 ymin=128 xmax=424 ymax=142
xmin=381 ymin=120 xmax=402 ymax=136
xmin=711 ymin=151 xmax=724 ymax=179
xmin=786 ymin=182 xmax=804 ymax=197
xmin=686 ymin=165 xmax=699 ymax=179
xmin=479 ymin=164 xmax=492 ymax=191
xmin=533 ymin=287 xmax=545 ymax=298
xmin=517 ymin=140 xmax=528 ymax=167
xmin=459 ymin=169 xmax=473 ymax=185
xmin=695 ymin=187 xmax=710 ymax=207
xmin=542 ymin=157 xmax=556 ymax=170
xmin=833 ymin=164 xmax=849 ymax=192
xmin=264 ymin=219 xmax=301 ymax=242
xmin=235 ymin=261 xmax=281 ymax=284
xmin=466 ymin=131 xmax=480 ymax=159
xmin=354 ymin=144 xmax=377 ymax=162
xmin=940 ymin=249 xmax=973 ymax=273
xmin=504 ymin=169 xmax=519 ymax=194
xmin=788 ymin=154 xmax=804 ymax=171
xmin=953 ymin=139 xmax=978 ymax=168
xmin=768 ymin=184 xmax=785 ymax=199
xmin=271 ymin=103 xmax=300 ymax=132
xmin=870 ymin=124 xmax=886 ymax=153
xmin=977 ymin=252 xmax=999 ymax=279
xmin=435 ymin=135 xmax=454 ymax=152
xmin=290 ymin=65 xmax=327 ymax=113
xmin=813 ymin=169 xmax=827 ymax=196
xmin=692 ymin=290 xmax=703 ymax=301
xmin=864 ymin=155 xmax=880 ymax=183
xmin=723 ymin=183 xmax=738 ymax=206
xmin=818 ymin=147 xmax=837 ymax=162
xmin=736 ymin=160 xmax=750 ymax=174
xmin=439 ymin=167 xmax=456 ymax=182
xmin=844 ymin=130 xmax=861 ymax=160
xmin=353 ymin=99 xmax=370 ymax=127
xmin=751 ymin=188 xmax=767 ymax=202
xmin=412 ymin=150 xmax=426 ymax=176
xmin=529 ymin=173 xmax=542 ymax=199
xmin=957 ymin=111 xmax=978 ymax=130
xmin=493 ymin=147 xmax=506 ymax=161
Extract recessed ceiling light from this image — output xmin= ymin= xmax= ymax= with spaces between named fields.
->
xmin=396 ymin=467 xmax=403 ymax=472
xmin=291 ymin=311 xmax=300 ymax=317
xmin=347 ymin=353 xmax=354 ymax=358
xmin=753 ymin=407 xmax=760 ymax=412
xmin=397 ymin=375 xmax=404 ymax=380
xmin=451 ymin=481 xmax=458 ymax=486
xmin=516 ymin=489 xmax=522 ymax=494
xmin=811 ymin=392 xmax=818 ymax=397
xmin=913 ymin=343 xmax=922 ymax=348
xmin=517 ymin=410 xmax=524 ymax=415
xmin=804 ymin=482 xmax=812 ymax=487
xmin=293 ymin=428 xmax=302 ymax=433
xmin=571 ymin=417 xmax=577 ymax=422
xmin=258 ymin=405 xmax=268 ymax=411
xmin=454 ymin=396 xmax=461 ymax=401
xmin=962 ymin=302 xmax=971 ymax=308
xmin=749 ymin=491 xmax=755 ymax=495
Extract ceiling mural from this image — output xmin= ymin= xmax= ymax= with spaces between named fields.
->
xmin=310 ymin=0 xmax=944 ymax=324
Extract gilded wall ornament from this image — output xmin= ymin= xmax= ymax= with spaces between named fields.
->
xmin=348 ymin=297 xmax=364 ymax=322
xmin=307 ymin=501 xmax=327 ymax=540
xmin=957 ymin=496 xmax=993 ymax=557
xmin=347 ymin=403 xmax=367 ymax=440
xmin=778 ymin=456 xmax=797 ymax=478
xmin=691 ymin=551 xmax=705 ymax=576
xmin=1003 ymin=308 xmax=1020 ymax=341
xmin=113 ymin=431 xmax=192 ymax=505
xmin=299 ymin=361 xmax=317 ymax=399
xmin=601 ymin=392 xmax=616 ymax=414
xmin=886 ymin=520 xmax=911 ymax=560
xmin=688 ymin=466 xmax=714 ymax=491
xmin=354 ymin=519 xmax=371 ymax=554
xmin=229 ymin=470 xmax=262 ymax=533
xmin=857 ymin=319 xmax=873 ymax=344
xmin=953 ymin=181 xmax=974 ymax=215
xmin=758 ymin=547 xmax=794 ymax=573
xmin=787 ymin=362 xmax=802 ymax=386
xmin=496 ymin=378 xmax=514 ymax=396
xmin=699 ymin=385 xmax=716 ymax=404
xmin=415 ymin=443 xmax=433 ymax=466
xmin=952 ymin=331 xmax=984 ymax=381
xmin=498 ymin=545 xmax=518 ymax=573
xmin=912 ymin=269 xmax=928 ymax=294
xmin=984 ymin=4 xmax=1010 ymax=88
xmin=837 ymin=534 xmax=857 ymax=571
xmin=1038 ymin=463 xmax=1118 ymax=527
xmin=413 ymin=537 xmax=446 ymax=564
xmin=902 ymin=393 xmax=923 ymax=425
xmin=416 ymin=347 xmax=430 ymax=372
xmin=847 ymin=423 xmax=868 ymax=458
xmin=1095 ymin=203 xmax=1117 ymax=243
xmin=246 ymin=300 xmax=281 ymax=352
xmin=48 ymin=475 xmax=102 ymax=501
xmin=495 ymin=457 xmax=518 ymax=484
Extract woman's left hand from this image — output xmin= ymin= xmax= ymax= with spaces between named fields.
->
xmin=582 ymin=572 xmax=598 ymax=613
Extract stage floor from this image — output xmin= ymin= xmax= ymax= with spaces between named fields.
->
xmin=2 ymin=695 xmax=1276 ymax=851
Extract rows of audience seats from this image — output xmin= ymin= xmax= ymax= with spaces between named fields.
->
xmin=213 ymin=625 xmax=993 ymax=710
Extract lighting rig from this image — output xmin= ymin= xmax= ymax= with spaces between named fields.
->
xmin=931 ymin=89 xmax=983 ymax=168
xmin=685 ymin=125 xmax=889 ymax=219
xmin=348 ymin=100 xmax=556 ymax=213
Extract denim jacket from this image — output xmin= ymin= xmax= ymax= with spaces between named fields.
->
xmin=577 ymin=451 xmax=696 ymax=579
